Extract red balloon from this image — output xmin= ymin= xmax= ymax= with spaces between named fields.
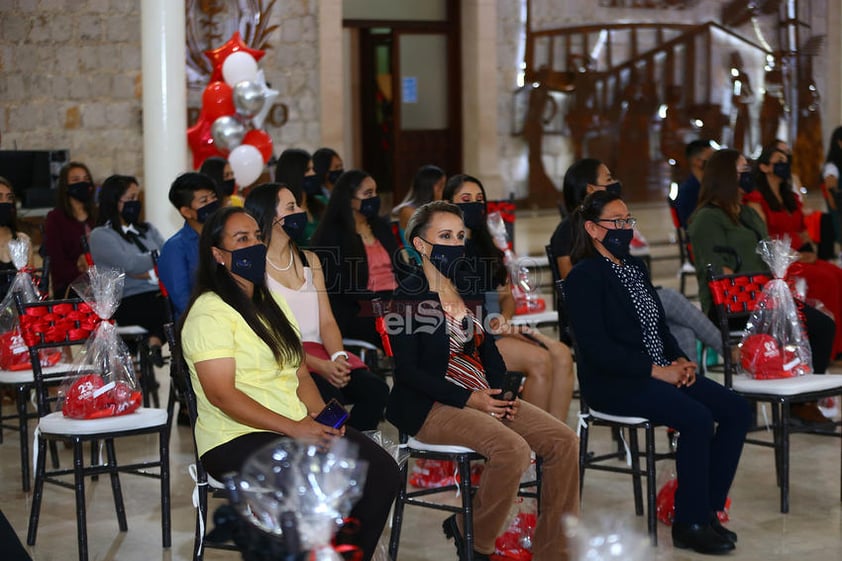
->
xmin=204 ymin=31 xmax=266 ymax=83
xmin=242 ymin=129 xmax=274 ymax=164
xmin=187 ymin=110 xmax=224 ymax=169
xmin=202 ymin=81 xmax=236 ymax=122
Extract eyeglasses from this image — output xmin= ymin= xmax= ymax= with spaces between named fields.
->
xmin=460 ymin=316 xmax=476 ymax=356
xmin=597 ymin=217 xmax=637 ymax=229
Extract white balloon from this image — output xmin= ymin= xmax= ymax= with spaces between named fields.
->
xmin=222 ymin=51 xmax=258 ymax=86
xmin=251 ymin=69 xmax=280 ymax=129
xmin=228 ymin=144 xmax=264 ymax=187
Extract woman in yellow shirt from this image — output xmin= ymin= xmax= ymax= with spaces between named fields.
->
xmin=181 ymin=206 xmax=399 ymax=560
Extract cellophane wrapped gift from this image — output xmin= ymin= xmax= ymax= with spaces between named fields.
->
xmin=0 ymin=238 xmax=61 ymax=370
xmin=487 ymin=211 xmax=545 ymax=315
xmin=224 ymin=437 xmax=368 ymax=561
xmin=739 ymin=238 xmax=812 ymax=379
xmin=58 ymin=266 xmax=142 ymax=419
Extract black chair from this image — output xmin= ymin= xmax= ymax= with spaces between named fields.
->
xmin=17 ymin=295 xmax=172 ymax=561
xmin=707 ymin=267 xmax=842 ymax=513
xmin=164 ymin=322 xmax=237 ymax=561
xmin=388 ymin=432 xmax=542 ymax=561
xmin=555 ymin=277 xmax=674 ymax=545
xmin=667 ymin=197 xmax=697 ymax=298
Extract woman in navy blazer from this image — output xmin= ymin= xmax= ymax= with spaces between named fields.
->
xmin=386 ymin=201 xmax=579 ymax=561
xmin=564 ymin=190 xmax=750 ymax=555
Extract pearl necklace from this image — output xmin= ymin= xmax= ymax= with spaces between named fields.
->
xmin=266 ymin=250 xmax=294 ymax=272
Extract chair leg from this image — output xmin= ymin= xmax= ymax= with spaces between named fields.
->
xmin=535 ymin=456 xmax=543 ymax=515
xmin=90 ymin=439 xmax=99 ymax=481
xmin=458 ymin=456 xmax=475 ymax=561
xmin=49 ymin=440 xmax=60 ymax=469
xmin=388 ymin=459 xmax=410 ymax=560
xmin=73 ymin=439 xmax=90 ymax=561
xmin=578 ymin=423 xmax=590 ymax=500
xmin=628 ymin=429 xmax=644 ymax=516
xmin=194 ymin=474 xmax=209 ymax=561
xmin=104 ymin=439 xmax=128 ymax=532
xmin=16 ymin=388 xmax=30 ymax=492
xmin=160 ymin=428 xmax=172 ymax=548
xmin=771 ymin=402 xmax=782 ymax=487
xmin=27 ymin=436 xmax=48 ymax=546
xmin=645 ymin=427 xmax=658 ymax=546
xmin=780 ymin=404 xmax=791 ymax=514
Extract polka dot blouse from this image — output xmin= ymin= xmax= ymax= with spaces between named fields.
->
xmin=609 ymin=258 xmax=671 ymax=367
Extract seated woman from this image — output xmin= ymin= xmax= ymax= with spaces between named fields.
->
xmin=310 ymin=170 xmax=405 ymax=348
xmin=443 ymin=174 xmax=574 ymax=423
xmin=550 ymin=157 xmax=723 ymax=363
xmin=181 ymin=206 xmax=400 ymax=561
xmin=200 ymin=156 xmax=241 ymax=207
xmin=45 ymin=161 xmax=96 ymax=299
xmin=89 ymin=175 xmax=168 ymax=365
xmin=0 ymin=177 xmax=33 ymax=296
xmin=688 ymin=148 xmax=837 ymax=423
xmin=244 ymin=183 xmax=389 ymax=431
xmin=388 ymin=201 xmax=579 ymax=561
xmin=565 ymin=190 xmax=750 ymax=555
xmin=275 ymin=148 xmax=323 ymax=245
xmin=312 ymin=146 xmax=344 ymax=201
xmin=745 ymin=142 xmax=842 ymax=359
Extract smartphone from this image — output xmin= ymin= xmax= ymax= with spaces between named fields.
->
xmin=496 ymin=371 xmax=525 ymax=401
xmin=314 ymin=398 xmax=350 ymax=429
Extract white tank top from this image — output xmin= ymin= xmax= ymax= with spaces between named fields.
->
xmin=267 ymin=267 xmax=322 ymax=343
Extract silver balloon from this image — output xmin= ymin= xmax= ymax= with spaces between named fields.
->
xmin=211 ymin=116 xmax=246 ymax=152
xmin=233 ymin=80 xmax=266 ymax=119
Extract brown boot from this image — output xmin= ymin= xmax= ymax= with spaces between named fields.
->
xmin=790 ymin=402 xmax=834 ymax=426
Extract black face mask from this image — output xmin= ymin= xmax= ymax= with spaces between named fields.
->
xmin=0 ymin=203 xmax=14 ymax=227
xmin=196 ymin=200 xmax=220 ymax=224
xmin=605 ymin=181 xmax=623 ymax=196
xmin=739 ymin=171 xmax=755 ymax=193
xmin=302 ymin=175 xmax=321 ymax=196
xmin=67 ymin=181 xmax=93 ymax=203
xmin=221 ymin=179 xmax=236 ymax=197
xmin=278 ymin=211 xmax=307 ymax=241
xmin=456 ymin=202 xmax=485 ymax=230
xmin=327 ymin=169 xmax=344 ymax=185
xmin=120 ymin=200 xmax=142 ymax=225
xmin=598 ymin=226 xmax=633 ymax=259
xmin=358 ymin=195 xmax=381 ymax=218
xmin=221 ymin=243 xmax=267 ymax=286
xmin=773 ymin=161 xmax=791 ymax=181
xmin=420 ymin=237 xmax=465 ymax=279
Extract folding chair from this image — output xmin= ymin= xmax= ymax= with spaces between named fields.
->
xmin=707 ymin=267 xmax=842 ymax=512
xmin=17 ymin=295 xmax=172 ymax=561
xmin=163 ymin=322 xmax=236 ymax=561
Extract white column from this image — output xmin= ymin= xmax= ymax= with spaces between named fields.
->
xmin=142 ymin=0 xmax=188 ymax=239
xmin=826 ymin=0 xmax=842 ymax=136
xmin=319 ymin=0 xmax=345 ymax=156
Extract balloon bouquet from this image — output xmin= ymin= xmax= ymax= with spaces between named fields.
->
xmin=187 ymin=32 xmax=279 ymax=187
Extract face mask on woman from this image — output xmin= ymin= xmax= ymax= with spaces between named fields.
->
xmin=0 ymin=203 xmax=14 ymax=227
xmin=739 ymin=171 xmax=755 ymax=193
xmin=773 ymin=161 xmax=791 ymax=180
xmin=599 ymin=227 xmax=633 ymax=259
xmin=277 ymin=211 xmax=307 ymax=241
xmin=67 ymin=181 xmax=93 ymax=203
xmin=121 ymin=200 xmax=141 ymax=225
xmin=420 ymin=238 xmax=465 ymax=279
xmin=358 ymin=196 xmax=381 ymax=218
xmin=221 ymin=243 xmax=267 ymax=286
xmin=327 ymin=169 xmax=344 ymax=185
xmin=220 ymin=179 xmax=236 ymax=197
xmin=456 ymin=202 xmax=485 ymax=230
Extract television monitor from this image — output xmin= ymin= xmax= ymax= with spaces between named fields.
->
xmin=0 ymin=150 xmax=69 ymax=208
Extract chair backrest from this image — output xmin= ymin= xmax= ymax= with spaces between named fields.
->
xmin=545 ymin=244 xmax=573 ymax=346
xmin=706 ymin=266 xmax=772 ymax=386
xmin=163 ymin=322 xmax=199 ymax=427
xmin=13 ymin=294 xmax=93 ymax=416
xmin=151 ymin=250 xmax=175 ymax=323
xmin=667 ymin=196 xmax=692 ymax=265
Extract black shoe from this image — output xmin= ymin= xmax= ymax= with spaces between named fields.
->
xmin=176 ymin=406 xmax=191 ymax=427
xmin=149 ymin=344 xmax=165 ymax=368
xmin=710 ymin=516 xmax=737 ymax=543
xmin=672 ymin=522 xmax=735 ymax=554
xmin=442 ymin=515 xmax=490 ymax=560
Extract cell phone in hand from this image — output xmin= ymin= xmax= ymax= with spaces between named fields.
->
xmin=314 ymin=398 xmax=350 ymax=429
xmin=496 ymin=371 xmax=525 ymax=401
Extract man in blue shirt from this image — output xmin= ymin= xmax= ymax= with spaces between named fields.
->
xmin=673 ymin=139 xmax=714 ymax=229
xmin=158 ymin=172 xmax=220 ymax=318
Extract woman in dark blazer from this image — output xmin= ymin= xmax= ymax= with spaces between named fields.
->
xmin=564 ymin=190 xmax=750 ymax=556
xmin=387 ymin=201 xmax=579 ymax=561
xmin=310 ymin=169 xmax=406 ymax=348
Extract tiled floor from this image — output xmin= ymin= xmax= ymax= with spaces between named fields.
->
xmin=2 ymin=195 xmax=841 ymax=561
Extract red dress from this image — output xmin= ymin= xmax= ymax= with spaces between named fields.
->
xmin=745 ymin=191 xmax=842 ymax=357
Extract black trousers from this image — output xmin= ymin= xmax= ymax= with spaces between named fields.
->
xmin=115 ymin=290 xmax=168 ymax=342
xmin=310 ymin=368 xmax=389 ymax=431
xmin=201 ymin=428 xmax=400 ymax=561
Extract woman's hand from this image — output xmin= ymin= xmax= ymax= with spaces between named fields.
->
xmin=320 ymin=358 xmax=351 ymax=388
xmin=466 ymin=388 xmax=515 ymax=419
xmin=652 ymin=360 xmax=696 ymax=388
xmin=289 ymin=415 xmax=344 ymax=444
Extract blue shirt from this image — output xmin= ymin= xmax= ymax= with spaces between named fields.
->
xmin=674 ymin=174 xmax=701 ymax=229
xmin=158 ymin=222 xmax=199 ymax=318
